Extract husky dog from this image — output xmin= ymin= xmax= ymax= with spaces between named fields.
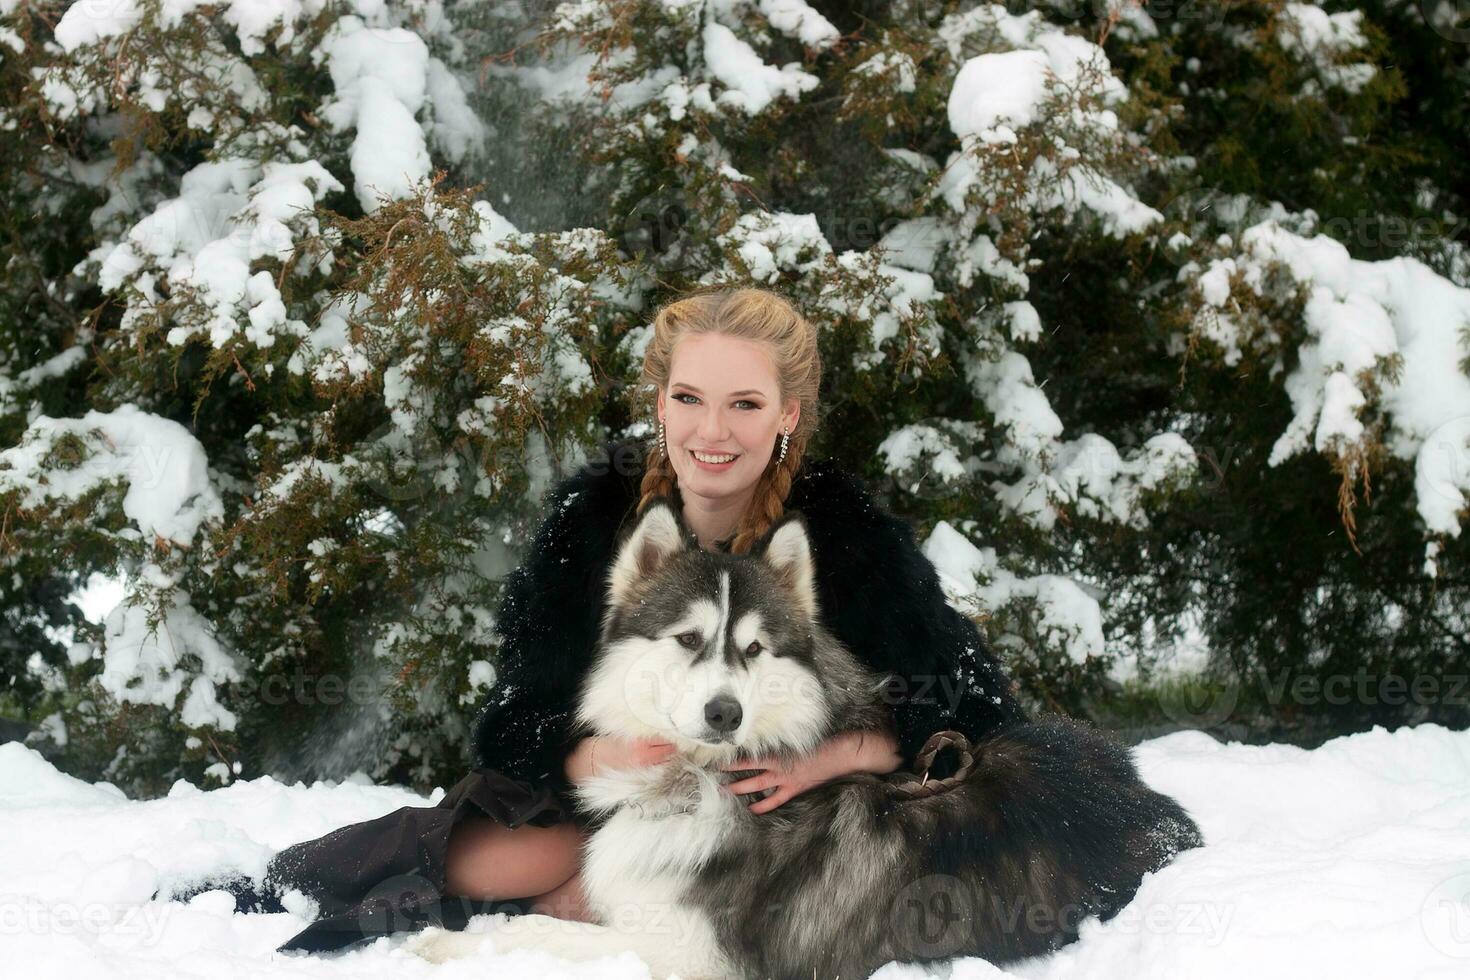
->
xmin=408 ymin=502 xmax=1203 ymax=978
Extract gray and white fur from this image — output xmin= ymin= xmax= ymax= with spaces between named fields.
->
xmin=408 ymin=501 xmax=1203 ymax=978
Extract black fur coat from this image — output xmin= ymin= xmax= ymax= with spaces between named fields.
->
xmin=471 ymin=440 xmax=1027 ymax=801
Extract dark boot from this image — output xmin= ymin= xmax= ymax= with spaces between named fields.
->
xmin=163 ymin=767 xmax=571 ymax=954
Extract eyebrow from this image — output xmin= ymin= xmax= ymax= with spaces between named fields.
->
xmin=670 ymin=383 xmax=767 ymax=398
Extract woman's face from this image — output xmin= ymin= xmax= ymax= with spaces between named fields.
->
xmin=657 ymin=332 xmax=800 ymax=504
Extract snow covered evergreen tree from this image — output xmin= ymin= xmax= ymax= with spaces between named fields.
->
xmin=1 ymin=0 xmax=1466 ymax=795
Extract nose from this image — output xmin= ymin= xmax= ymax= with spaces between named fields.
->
xmin=703 ymin=695 xmax=743 ymax=734
xmin=697 ymin=404 xmax=729 ymax=443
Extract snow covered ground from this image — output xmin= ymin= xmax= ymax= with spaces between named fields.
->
xmin=3 ymin=723 xmax=1469 ymax=979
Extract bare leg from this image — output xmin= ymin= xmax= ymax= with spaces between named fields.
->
xmin=529 ymin=870 xmax=594 ymax=922
xmin=443 ymin=816 xmax=585 ymax=904
xmin=416 ymin=832 xmax=721 ymax=975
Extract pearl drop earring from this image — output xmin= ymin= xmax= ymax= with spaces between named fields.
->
xmin=777 ymin=425 xmax=789 ymax=464
xmin=658 ymin=417 xmax=666 ymax=458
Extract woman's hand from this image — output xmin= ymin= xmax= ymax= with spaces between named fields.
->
xmin=565 ymin=735 xmax=675 ymax=785
xmin=719 ymin=729 xmax=903 ymax=815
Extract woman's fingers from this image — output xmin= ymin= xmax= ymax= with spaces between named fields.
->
xmin=632 ymin=740 xmax=675 ymax=766
xmin=724 ymin=772 xmax=775 ymax=796
xmin=748 ymin=788 xmax=792 ymax=815
xmin=720 ymin=757 xmax=761 ymax=771
xmin=593 ymin=736 xmax=675 ymax=771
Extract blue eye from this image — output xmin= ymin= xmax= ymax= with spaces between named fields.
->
xmin=671 ymin=393 xmax=761 ymax=410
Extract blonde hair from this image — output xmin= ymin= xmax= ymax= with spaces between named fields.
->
xmin=636 ymin=286 xmax=822 ymax=555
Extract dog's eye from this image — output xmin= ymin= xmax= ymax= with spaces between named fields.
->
xmin=745 ymin=640 xmax=762 ymax=656
xmin=676 ymin=630 xmax=701 ymax=649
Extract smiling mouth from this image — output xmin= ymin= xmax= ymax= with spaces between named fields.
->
xmin=690 ymin=450 xmax=740 ymax=464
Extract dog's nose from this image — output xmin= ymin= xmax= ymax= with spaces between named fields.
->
xmin=704 ymin=695 xmax=743 ymax=734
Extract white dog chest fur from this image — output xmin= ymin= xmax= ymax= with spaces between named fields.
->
xmin=575 ymin=762 xmax=743 ymax=978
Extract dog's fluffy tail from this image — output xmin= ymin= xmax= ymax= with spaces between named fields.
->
xmin=921 ymin=715 xmax=1203 ymax=962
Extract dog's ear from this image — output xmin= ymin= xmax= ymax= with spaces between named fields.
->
xmin=756 ymin=511 xmax=817 ymax=622
xmin=608 ymin=498 xmax=689 ymax=605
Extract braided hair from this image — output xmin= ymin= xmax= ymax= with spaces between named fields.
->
xmin=634 ymin=285 xmax=822 ymax=555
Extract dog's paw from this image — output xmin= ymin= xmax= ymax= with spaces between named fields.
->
xmin=402 ymin=926 xmax=489 ymax=964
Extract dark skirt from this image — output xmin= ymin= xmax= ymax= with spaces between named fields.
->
xmin=190 ymin=767 xmax=572 ymax=954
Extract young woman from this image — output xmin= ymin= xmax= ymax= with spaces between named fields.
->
xmin=200 ymin=286 xmax=1028 ymax=953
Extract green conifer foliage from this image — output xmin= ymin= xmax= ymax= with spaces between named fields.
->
xmin=1 ymin=0 xmax=1465 ymax=794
